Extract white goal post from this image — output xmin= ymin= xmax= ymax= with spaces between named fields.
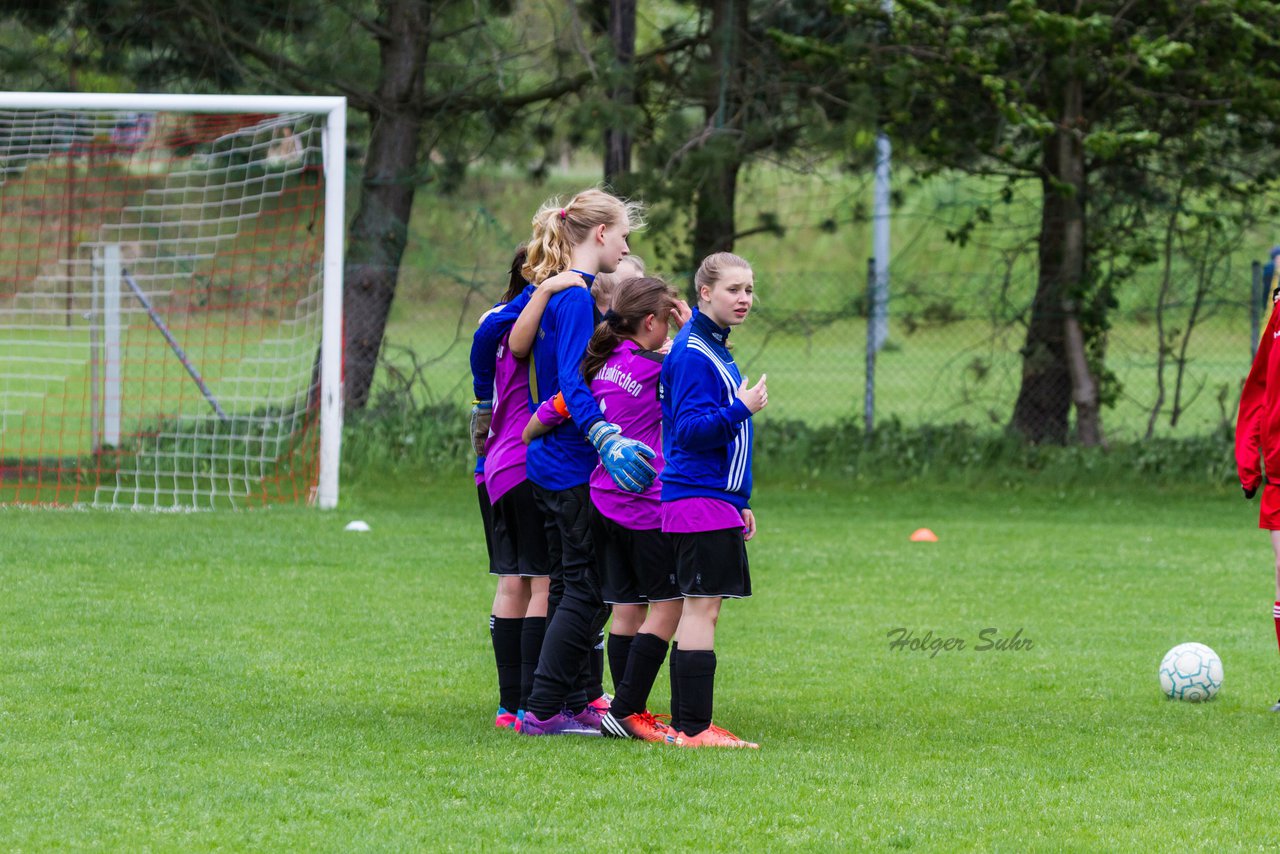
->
xmin=0 ymin=92 xmax=345 ymax=509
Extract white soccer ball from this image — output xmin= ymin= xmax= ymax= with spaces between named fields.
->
xmin=1159 ymin=642 xmax=1223 ymax=702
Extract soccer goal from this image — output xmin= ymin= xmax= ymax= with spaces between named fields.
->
xmin=0 ymin=93 xmax=345 ymax=509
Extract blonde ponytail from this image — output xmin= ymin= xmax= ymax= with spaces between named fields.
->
xmin=523 ymin=188 xmax=645 ymax=285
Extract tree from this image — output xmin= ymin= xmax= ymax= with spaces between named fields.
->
xmin=0 ymin=0 xmax=705 ymax=408
xmin=799 ymin=0 xmax=1280 ymax=443
xmin=627 ymin=1 xmax=876 ymax=281
xmin=603 ymin=0 xmax=637 ymax=184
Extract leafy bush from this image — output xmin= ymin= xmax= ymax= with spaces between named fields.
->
xmin=755 ymin=416 xmax=1236 ymax=489
xmin=341 ymin=399 xmax=471 ymax=476
xmin=338 ymin=396 xmax=1237 ymax=492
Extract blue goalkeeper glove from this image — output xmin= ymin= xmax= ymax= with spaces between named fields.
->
xmin=470 ymin=399 xmax=493 ymax=456
xmin=587 ymin=421 xmax=657 ymax=493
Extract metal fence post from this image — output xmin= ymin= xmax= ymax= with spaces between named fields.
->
xmin=865 ymin=256 xmax=876 ymax=436
xmin=1252 ymin=260 xmax=1263 ymax=361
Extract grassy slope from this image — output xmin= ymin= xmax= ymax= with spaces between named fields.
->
xmin=3 ymin=158 xmax=1264 ymax=449
xmin=1 ymin=475 xmax=1275 ymax=849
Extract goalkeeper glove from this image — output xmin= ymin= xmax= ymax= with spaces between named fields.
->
xmin=470 ymin=399 xmax=493 ymax=457
xmin=587 ymin=421 xmax=657 ymax=493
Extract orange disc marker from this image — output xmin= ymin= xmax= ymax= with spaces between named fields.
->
xmin=909 ymin=528 xmax=938 ymax=542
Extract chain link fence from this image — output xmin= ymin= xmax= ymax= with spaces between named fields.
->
xmin=375 ymin=258 xmax=1268 ymax=444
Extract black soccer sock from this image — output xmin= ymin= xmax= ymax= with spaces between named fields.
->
xmin=675 ymin=649 xmax=717 ymax=738
xmin=610 ymin=632 xmax=669 ymax=720
xmin=607 ymin=632 xmax=634 ymax=695
xmin=589 ymin=629 xmax=606 ymax=698
xmin=668 ymin=642 xmax=682 ymax=732
xmin=490 ymin=615 xmax=523 ymax=712
xmin=519 ymin=616 xmax=547 ymax=711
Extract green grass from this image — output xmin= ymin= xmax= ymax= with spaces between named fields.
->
xmin=1 ymin=474 xmax=1275 ymax=848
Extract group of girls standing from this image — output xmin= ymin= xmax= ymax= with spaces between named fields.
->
xmin=470 ymin=187 xmax=769 ymax=748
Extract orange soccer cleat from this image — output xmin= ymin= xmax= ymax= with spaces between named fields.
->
xmin=668 ymin=723 xmax=759 ymax=749
xmin=601 ymin=710 xmax=672 ymax=742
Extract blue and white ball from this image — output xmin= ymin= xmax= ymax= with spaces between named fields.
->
xmin=1159 ymin=642 xmax=1223 ymax=702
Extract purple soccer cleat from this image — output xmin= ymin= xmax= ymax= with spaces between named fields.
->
xmin=518 ymin=710 xmax=601 ymax=736
xmin=572 ymin=703 xmax=605 ymax=732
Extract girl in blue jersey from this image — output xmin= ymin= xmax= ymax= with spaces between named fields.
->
xmin=508 ymin=189 xmax=659 ymax=737
xmin=524 ymin=276 xmax=689 ymax=741
xmin=660 ymin=251 xmax=768 ymax=749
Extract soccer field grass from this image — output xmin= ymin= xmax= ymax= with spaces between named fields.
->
xmin=1 ymin=474 xmax=1275 ymax=848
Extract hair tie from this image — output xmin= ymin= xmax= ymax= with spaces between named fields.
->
xmin=558 ymin=208 xmax=567 ymax=220
xmin=602 ymin=309 xmax=622 ymax=328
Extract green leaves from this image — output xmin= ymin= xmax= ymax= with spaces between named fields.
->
xmin=1082 ymin=129 xmax=1161 ymax=159
xmin=1130 ymin=35 xmax=1195 ymax=77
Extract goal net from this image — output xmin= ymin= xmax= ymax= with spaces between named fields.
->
xmin=0 ymin=94 xmax=345 ymax=509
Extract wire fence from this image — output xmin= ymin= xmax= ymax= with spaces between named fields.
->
xmin=376 ymin=261 xmax=1270 ymax=444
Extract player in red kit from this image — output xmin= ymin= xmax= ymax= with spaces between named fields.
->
xmin=1235 ymin=258 xmax=1280 ymax=711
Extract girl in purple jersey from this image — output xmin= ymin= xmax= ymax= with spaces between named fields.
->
xmin=480 ymin=248 xmax=546 ymax=730
xmin=525 ymin=276 xmax=688 ymax=741
xmin=479 ymin=248 xmax=582 ymax=729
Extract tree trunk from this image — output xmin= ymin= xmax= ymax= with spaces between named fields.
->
xmin=1011 ymin=75 xmax=1102 ymax=445
xmin=689 ymin=0 xmax=748 ymax=292
xmin=343 ymin=0 xmax=431 ymax=410
xmin=692 ymin=157 xmax=741 ymax=265
xmin=603 ymin=0 xmax=636 ymax=186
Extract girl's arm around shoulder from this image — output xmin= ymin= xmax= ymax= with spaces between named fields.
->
xmin=508 ymin=272 xmax=587 ymax=359
xmin=556 ymin=288 xmax=607 ymax=431
xmin=470 ymin=291 xmax=531 ymax=398
xmin=523 ymin=393 xmax=570 ymax=444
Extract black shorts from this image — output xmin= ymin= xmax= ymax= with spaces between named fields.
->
xmin=590 ymin=504 xmax=680 ymax=605
xmin=476 ymin=481 xmax=496 ymax=574
xmin=671 ymin=527 xmax=751 ymax=599
xmin=490 ymin=479 xmax=550 ymax=577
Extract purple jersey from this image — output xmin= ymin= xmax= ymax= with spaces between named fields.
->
xmin=660 ymin=496 xmax=743 ymax=533
xmin=588 ymin=341 xmax=665 ymax=528
xmin=483 ymin=331 xmax=532 ymax=504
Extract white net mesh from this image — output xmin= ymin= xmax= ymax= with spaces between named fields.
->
xmin=0 ymin=106 xmax=333 ymax=508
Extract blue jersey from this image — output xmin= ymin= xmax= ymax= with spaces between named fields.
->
xmin=659 ymin=308 xmax=754 ymax=510
xmin=526 ymin=281 xmax=606 ymax=490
